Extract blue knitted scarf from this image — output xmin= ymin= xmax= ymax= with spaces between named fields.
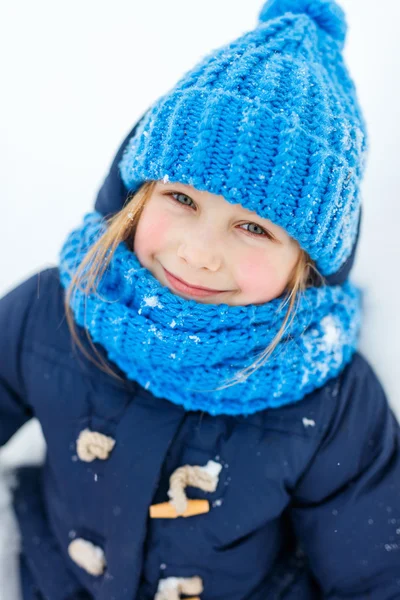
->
xmin=59 ymin=211 xmax=362 ymax=416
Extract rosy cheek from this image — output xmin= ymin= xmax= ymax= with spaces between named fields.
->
xmin=236 ymin=255 xmax=265 ymax=291
xmin=235 ymin=252 xmax=283 ymax=302
xmin=134 ymin=210 xmax=171 ymax=261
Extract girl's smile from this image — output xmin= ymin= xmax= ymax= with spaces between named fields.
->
xmin=133 ymin=181 xmax=301 ymax=306
xmin=162 ymin=265 xmax=234 ymax=298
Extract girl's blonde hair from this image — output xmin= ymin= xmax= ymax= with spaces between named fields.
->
xmin=65 ymin=180 xmax=325 ymax=389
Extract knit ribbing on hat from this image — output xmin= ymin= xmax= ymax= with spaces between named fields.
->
xmin=119 ymin=0 xmax=368 ymax=278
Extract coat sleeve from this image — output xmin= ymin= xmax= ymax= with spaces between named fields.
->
xmin=0 ymin=274 xmax=37 ymax=447
xmin=289 ymin=355 xmax=400 ymax=599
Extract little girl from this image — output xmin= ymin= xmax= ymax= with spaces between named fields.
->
xmin=1 ymin=0 xmax=400 ymax=598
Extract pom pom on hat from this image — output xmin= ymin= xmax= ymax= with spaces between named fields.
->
xmin=118 ymin=0 xmax=367 ymax=277
xmin=258 ymin=0 xmax=347 ymax=46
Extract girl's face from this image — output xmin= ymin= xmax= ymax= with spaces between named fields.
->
xmin=133 ymin=181 xmax=301 ymax=306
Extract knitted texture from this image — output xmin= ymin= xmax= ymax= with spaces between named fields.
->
xmin=259 ymin=0 xmax=347 ymax=47
xmin=59 ymin=212 xmax=362 ymax=416
xmin=118 ymin=0 xmax=368 ymax=277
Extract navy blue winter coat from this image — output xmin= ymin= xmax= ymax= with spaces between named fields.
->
xmin=1 ymin=120 xmax=400 ymax=599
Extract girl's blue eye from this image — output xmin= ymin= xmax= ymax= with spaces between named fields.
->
xmin=171 ymin=192 xmax=194 ymax=208
xmin=168 ymin=192 xmax=270 ymax=238
xmin=239 ymin=223 xmax=268 ymax=237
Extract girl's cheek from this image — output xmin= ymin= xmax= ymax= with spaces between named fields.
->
xmin=235 ymin=252 xmax=284 ymax=302
xmin=134 ymin=210 xmax=172 ymax=261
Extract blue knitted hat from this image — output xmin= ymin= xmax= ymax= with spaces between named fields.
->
xmin=119 ymin=0 xmax=368 ymax=277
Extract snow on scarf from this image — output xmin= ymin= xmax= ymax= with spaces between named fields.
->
xmin=59 ymin=211 xmax=362 ymax=416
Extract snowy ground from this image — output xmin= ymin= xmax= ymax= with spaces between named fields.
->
xmin=0 ymin=421 xmax=46 ymax=600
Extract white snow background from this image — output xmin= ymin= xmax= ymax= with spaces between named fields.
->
xmin=0 ymin=1 xmax=399 ymax=598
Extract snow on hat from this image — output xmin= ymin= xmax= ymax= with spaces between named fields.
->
xmin=119 ymin=0 xmax=368 ymax=277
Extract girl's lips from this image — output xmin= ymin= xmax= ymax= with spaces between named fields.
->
xmin=162 ymin=267 xmax=227 ymax=298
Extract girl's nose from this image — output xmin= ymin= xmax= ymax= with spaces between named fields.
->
xmin=177 ymin=238 xmax=222 ymax=271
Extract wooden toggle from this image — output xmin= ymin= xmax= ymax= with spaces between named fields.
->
xmin=149 ymin=499 xmax=209 ymax=519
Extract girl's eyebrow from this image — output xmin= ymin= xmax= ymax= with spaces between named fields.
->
xmin=159 ymin=180 xmax=191 ymax=189
xmin=163 ymin=182 xmax=197 ymax=193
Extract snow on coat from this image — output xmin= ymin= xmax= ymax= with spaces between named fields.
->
xmin=1 ymin=267 xmax=400 ymax=599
